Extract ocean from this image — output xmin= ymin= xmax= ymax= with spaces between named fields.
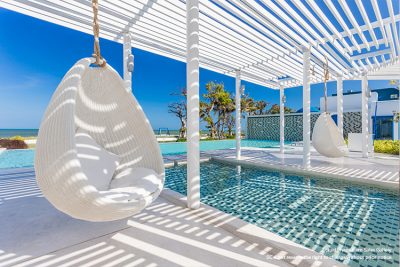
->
xmin=0 ymin=129 xmax=39 ymax=138
xmin=0 ymin=129 xmax=184 ymax=138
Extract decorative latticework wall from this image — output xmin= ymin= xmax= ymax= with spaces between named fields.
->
xmin=247 ymin=112 xmax=362 ymax=141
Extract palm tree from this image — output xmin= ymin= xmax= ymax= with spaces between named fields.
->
xmin=200 ymin=82 xmax=222 ymax=138
xmin=255 ymin=100 xmax=268 ymax=115
xmin=240 ymin=94 xmax=257 ymax=116
xmin=214 ymin=88 xmax=233 ymax=139
xmin=200 ymin=101 xmax=217 ymax=138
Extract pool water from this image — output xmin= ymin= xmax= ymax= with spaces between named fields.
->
xmin=0 ymin=139 xmax=281 ymax=169
xmin=160 ymin=139 xmax=282 ymax=155
xmin=165 ymin=161 xmax=400 ymax=267
xmin=0 ymin=149 xmax=35 ymax=169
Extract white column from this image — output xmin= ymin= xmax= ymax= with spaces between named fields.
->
xmin=279 ymin=84 xmax=285 ymax=154
xmin=123 ymin=33 xmax=132 ymax=93
xmin=235 ymin=70 xmax=241 ymax=160
xmin=186 ymin=0 xmax=200 ymax=209
xmin=361 ymin=74 xmax=369 ymax=158
xmin=337 ymin=75 xmax=343 ymax=135
xmin=302 ymin=47 xmax=311 ymax=169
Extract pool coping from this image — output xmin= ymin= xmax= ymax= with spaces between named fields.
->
xmin=211 ymin=157 xmax=399 ymax=190
xmin=161 ymin=188 xmax=345 ymax=267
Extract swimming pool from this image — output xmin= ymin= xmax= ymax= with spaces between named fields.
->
xmin=165 ymin=161 xmax=399 ymax=267
xmin=0 ymin=139 xmax=281 ymax=169
xmin=0 ymin=149 xmax=35 ymax=169
xmin=160 ymin=139 xmax=282 ymax=155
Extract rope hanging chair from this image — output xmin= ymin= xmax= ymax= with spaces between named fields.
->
xmin=311 ymin=58 xmax=348 ymax=158
xmin=35 ymin=0 xmax=164 ymax=221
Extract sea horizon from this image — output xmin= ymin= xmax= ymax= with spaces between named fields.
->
xmin=0 ymin=128 xmax=184 ymax=138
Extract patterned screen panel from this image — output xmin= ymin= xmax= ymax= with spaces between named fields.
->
xmin=247 ymin=112 xmax=362 ymax=141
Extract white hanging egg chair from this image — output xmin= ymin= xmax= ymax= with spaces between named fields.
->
xmin=311 ymin=58 xmax=348 ymax=158
xmin=312 ymin=112 xmax=348 ymax=157
xmin=35 ymin=0 xmax=164 ymax=222
xmin=35 ymin=57 xmax=164 ymax=221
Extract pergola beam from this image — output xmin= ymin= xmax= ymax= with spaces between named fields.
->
xmin=351 ymin=49 xmax=392 ymax=61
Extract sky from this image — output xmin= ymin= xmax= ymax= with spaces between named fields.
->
xmin=0 ymin=8 xmax=394 ymax=130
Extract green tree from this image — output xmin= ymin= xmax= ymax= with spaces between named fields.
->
xmin=389 ymin=80 xmax=400 ymax=90
xmin=200 ymin=82 xmax=220 ymax=138
xmin=254 ymin=100 xmax=269 ymax=115
xmin=200 ymin=101 xmax=217 ymax=138
xmin=215 ymin=89 xmax=234 ymax=139
xmin=225 ymin=114 xmax=235 ymax=137
xmin=267 ymin=104 xmax=293 ymax=114
xmin=240 ymin=94 xmax=257 ymax=116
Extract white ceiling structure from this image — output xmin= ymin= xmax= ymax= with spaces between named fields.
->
xmin=1 ymin=0 xmax=399 ymax=89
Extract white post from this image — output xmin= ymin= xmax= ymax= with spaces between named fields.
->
xmin=361 ymin=74 xmax=369 ymax=158
xmin=337 ymin=75 xmax=343 ymax=136
xmin=235 ymin=70 xmax=241 ymax=160
xmin=302 ymin=47 xmax=311 ymax=169
xmin=394 ymin=118 xmax=399 ymax=141
xmin=279 ymin=84 xmax=285 ymax=154
xmin=186 ymin=0 xmax=200 ymax=209
xmin=123 ymin=33 xmax=132 ymax=93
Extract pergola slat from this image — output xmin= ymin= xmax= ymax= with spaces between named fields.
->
xmin=0 ymin=0 xmax=398 ymax=89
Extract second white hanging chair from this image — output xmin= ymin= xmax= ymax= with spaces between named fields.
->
xmin=311 ymin=58 xmax=348 ymax=158
xmin=312 ymin=112 xmax=348 ymax=157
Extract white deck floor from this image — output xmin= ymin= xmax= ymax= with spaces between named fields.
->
xmin=0 ymin=167 xmax=344 ymax=267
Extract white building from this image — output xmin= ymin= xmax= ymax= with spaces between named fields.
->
xmin=321 ymin=88 xmax=399 ymax=139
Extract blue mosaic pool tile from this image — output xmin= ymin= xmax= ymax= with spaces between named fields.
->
xmin=165 ymin=162 xmax=400 ymax=267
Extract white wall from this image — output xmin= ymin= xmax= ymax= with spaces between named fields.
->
xmin=321 ymin=92 xmax=391 ymax=114
xmin=373 ymin=100 xmax=400 ymax=116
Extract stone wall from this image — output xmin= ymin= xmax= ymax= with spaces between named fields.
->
xmin=246 ymin=112 xmax=362 ymax=141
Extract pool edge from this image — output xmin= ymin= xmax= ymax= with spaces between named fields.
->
xmin=211 ymin=157 xmax=399 ymax=190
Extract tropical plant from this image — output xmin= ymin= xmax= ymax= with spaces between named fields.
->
xmin=240 ymin=94 xmax=257 ymax=116
xmin=201 ymin=81 xmax=234 ymax=139
xmin=169 ymin=82 xmax=295 ymax=139
xmin=394 ymin=112 xmax=400 ymax=123
xmin=168 ymin=89 xmax=187 ymax=139
xmin=9 ymin=135 xmax=25 ymax=141
xmin=252 ymin=100 xmax=267 ymax=115
xmin=215 ymin=91 xmax=234 ymax=139
xmin=374 ymin=140 xmax=399 ymax=155
xmin=267 ymin=104 xmax=293 ymax=114
xmin=225 ymin=114 xmax=235 ymax=137
xmin=0 ymin=138 xmax=28 ymax=149
xmin=389 ymin=80 xmax=400 ymax=90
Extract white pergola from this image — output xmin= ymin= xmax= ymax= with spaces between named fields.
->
xmin=1 ymin=0 xmax=399 ymax=208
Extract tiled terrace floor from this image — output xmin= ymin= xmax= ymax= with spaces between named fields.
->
xmin=0 ymin=167 xmax=342 ymax=267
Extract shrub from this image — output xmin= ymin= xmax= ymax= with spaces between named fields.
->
xmin=9 ymin=135 xmax=25 ymax=141
xmin=374 ymin=140 xmax=399 ymax=155
xmin=0 ymin=139 xmax=28 ymax=149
